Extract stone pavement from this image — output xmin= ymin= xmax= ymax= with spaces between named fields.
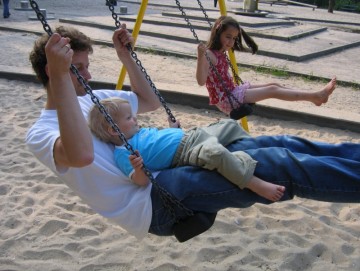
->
xmin=0 ymin=0 xmax=359 ymax=132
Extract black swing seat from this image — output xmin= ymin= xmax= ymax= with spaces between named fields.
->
xmin=173 ymin=212 xmax=217 ymax=242
xmin=230 ymin=103 xmax=255 ymax=120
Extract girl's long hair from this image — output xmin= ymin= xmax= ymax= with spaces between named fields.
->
xmin=207 ymin=16 xmax=258 ymax=54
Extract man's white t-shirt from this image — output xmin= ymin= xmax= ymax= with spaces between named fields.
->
xmin=26 ymin=89 xmax=153 ymax=239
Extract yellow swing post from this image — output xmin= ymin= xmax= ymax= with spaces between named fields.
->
xmin=218 ymin=0 xmax=250 ymax=132
xmin=116 ymin=0 xmax=148 ymax=90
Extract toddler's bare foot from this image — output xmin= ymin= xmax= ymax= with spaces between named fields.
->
xmin=313 ymin=77 xmax=337 ymax=106
xmin=246 ymin=177 xmax=285 ymax=202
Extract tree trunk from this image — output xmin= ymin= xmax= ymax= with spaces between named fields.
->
xmin=328 ymin=0 xmax=335 ymax=13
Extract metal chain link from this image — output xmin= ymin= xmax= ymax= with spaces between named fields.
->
xmin=197 ymin=0 xmax=211 ymax=25
xmin=174 ymin=0 xmax=242 ymax=109
xmin=29 ymin=0 xmax=53 ymax=36
xmin=29 ymin=0 xmax=194 ymax=219
xmin=106 ymin=0 xmax=177 ymax=124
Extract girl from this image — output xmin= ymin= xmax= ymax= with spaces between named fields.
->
xmin=196 ymin=16 xmax=337 ymax=118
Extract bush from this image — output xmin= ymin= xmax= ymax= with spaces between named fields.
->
xmin=290 ymin=0 xmax=360 ymax=11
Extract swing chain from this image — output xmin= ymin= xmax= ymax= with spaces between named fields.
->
xmin=29 ymin=0 xmax=53 ymax=36
xmin=107 ymin=3 xmax=122 ymax=29
xmin=105 ymin=0 xmax=177 ymax=124
xmin=196 ymin=0 xmax=213 ymax=29
xmin=197 ymin=0 xmax=211 ymax=25
xmin=29 ymin=0 xmax=194 ymax=220
xmin=175 ymin=0 xmax=200 ymax=42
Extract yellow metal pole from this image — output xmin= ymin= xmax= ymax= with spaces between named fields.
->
xmin=218 ymin=0 xmax=227 ymax=15
xmin=116 ymin=0 xmax=148 ymax=90
xmin=218 ymin=0 xmax=249 ymax=132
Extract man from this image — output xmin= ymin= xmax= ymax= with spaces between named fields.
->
xmin=2 ymin=0 xmax=10 ymax=18
xmin=27 ymin=25 xmax=360 ymax=240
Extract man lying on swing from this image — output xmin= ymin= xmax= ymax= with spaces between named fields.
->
xmin=27 ymin=25 xmax=360 ymax=242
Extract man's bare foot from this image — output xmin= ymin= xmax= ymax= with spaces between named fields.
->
xmin=246 ymin=177 xmax=285 ymax=202
xmin=313 ymin=77 xmax=337 ymax=106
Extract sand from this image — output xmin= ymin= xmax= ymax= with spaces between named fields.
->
xmin=1 ymin=5 xmax=360 ymax=271
xmin=0 ymin=74 xmax=359 ymax=270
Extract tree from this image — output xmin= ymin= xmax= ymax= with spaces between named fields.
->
xmin=328 ymin=0 xmax=335 ymax=13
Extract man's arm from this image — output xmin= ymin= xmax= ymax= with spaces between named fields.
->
xmin=112 ymin=25 xmax=161 ymax=114
xmin=46 ymin=34 xmax=94 ymax=168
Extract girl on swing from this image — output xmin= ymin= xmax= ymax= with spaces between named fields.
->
xmin=196 ymin=16 xmax=337 ymax=117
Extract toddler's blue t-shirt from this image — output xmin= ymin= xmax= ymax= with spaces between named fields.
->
xmin=114 ymin=127 xmax=184 ymax=177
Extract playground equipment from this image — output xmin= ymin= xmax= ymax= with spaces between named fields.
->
xmin=115 ymin=0 xmax=250 ymax=131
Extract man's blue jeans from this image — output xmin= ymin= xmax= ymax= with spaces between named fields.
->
xmin=150 ymin=135 xmax=360 ymax=236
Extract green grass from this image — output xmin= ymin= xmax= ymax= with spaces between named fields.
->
xmin=251 ymin=65 xmax=291 ymax=78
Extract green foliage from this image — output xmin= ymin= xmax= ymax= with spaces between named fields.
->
xmin=290 ymin=0 xmax=360 ymax=11
xmin=334 ymin=0 xmax=360 ymax=11
xmin=252 ymin=65 xmax=290 ymax=78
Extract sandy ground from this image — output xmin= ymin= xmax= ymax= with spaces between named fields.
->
xmin=1 ymin=70 xmax=359 ymax=271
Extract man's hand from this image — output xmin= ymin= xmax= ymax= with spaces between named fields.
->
xmin=112 ymin=24 xmax=134 ymax=59
xmin=45 ymin=33 xmax=73 ymax=76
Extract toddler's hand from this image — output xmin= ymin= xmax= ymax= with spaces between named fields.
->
xmin=168 ymin=117 xmax=180 ymax=128
xmin=129 ymin=150 xmax=143 ymax=170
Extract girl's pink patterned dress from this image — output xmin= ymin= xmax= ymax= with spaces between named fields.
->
xmin=205 ymin=50 xmax=250 ymax=115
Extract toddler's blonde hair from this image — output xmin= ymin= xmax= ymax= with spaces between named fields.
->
xmin=88 ymin=97 xmax=129 ymax=144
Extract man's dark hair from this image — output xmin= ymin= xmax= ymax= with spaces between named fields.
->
xmin=29 ymin=26 xmax=93 ymax=87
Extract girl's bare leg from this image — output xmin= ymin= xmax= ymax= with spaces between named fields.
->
xmin=244 ymin=77 xmax=337 ymax=105
xmin=249 ymin=82 xmax=285 ymax=89
xmin=246 ymin=176 xmax=285 ymax=202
